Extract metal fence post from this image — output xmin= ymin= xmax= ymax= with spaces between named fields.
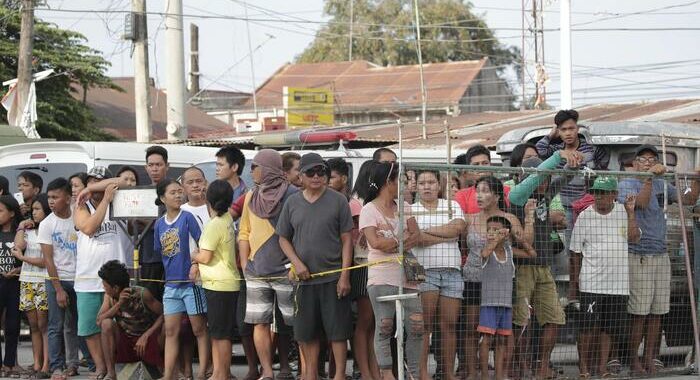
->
xmin=674 ymin=174 xmax=700 ymax=370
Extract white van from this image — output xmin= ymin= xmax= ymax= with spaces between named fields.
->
xmin=0 ymin=142 xmax=234 ymax=192
xmin=194 ymin=147 xmax=467 ymax=190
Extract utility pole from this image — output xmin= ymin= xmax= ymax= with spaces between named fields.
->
xmin=188 ymin=23 xmax=200 ymax=99
xmin=560 ymin=0 xmax=573 ymax=109
xmin=348 ymin=0 xmax=353 ymax=61
xmin=14 ymin=0 xmax=34 ymax=128
xmin=521 ymin=0 xmax=546 ymax=109
xmin=412 ymin=0 xmax=427 ymax=139
xmin=132 ymin=0 xmax=152 ymax=143
xmin=242 ymin=1 xmax=258 ymax=118
xmin=165 ymin=0 xmax=187 ymax=140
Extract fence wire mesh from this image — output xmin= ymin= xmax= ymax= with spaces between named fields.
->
xmin=373 ymin=162 xmax=700 ymax=380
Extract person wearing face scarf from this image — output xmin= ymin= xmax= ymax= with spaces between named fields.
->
xmin=238 ymin=149 xmax=299 ymax=380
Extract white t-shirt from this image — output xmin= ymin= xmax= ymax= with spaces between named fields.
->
xmin=37 ymin=213 xmax=77 ymax=281
xmin=19 ymin=230 xmax=48 ymax=283
xmin=181 ymin=203 xmax=210 ymax=230
xmin=411 ymin=199 xmax=464 ymax=269
xmin=75 ymin=201 xmax=130 ymax=292
xmin=570 ymin=203 xmax=630 ymax=296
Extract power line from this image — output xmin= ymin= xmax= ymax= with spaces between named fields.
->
xmin=572 ymin=0 xmax=700 ymax=27
xmin=36 ymin=8 xmax=700 ymax=33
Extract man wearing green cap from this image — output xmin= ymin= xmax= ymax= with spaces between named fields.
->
xmin=569 ymin=176 xmax=640 ymax=378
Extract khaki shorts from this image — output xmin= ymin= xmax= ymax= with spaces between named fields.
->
xmin=628 ymin=253 xmax=670 ymax=316
xmin=513 ymin=265 xmax=566 ymax=327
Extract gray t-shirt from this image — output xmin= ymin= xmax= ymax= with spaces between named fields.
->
xmin=276 ymin=188 xmax=354 ymax=285
xmin=480 ymin=244 xmax=515 ymax=308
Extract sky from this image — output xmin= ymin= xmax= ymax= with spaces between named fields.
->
xmin=34 ymin=0 xmax=700 ymax=109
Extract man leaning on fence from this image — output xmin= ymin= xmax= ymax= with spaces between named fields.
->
xmin=617 ymin=144 xmax=700 ymax=375
xmin=508 ymin=150 xmax=581 ymax=378
xmin=535 ymin=110 xmax=610 ymax=247
xmin=570 ymin=177 xmax=640 ymax=378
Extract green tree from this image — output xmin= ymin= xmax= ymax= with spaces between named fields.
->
xmin=297 ymin=0 xmax=519 ymax=70
xmin=0 ymin=3 xmax=120 ymax=141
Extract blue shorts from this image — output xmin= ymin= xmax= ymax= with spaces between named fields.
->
xmin=419 ymin=268 xmax=463 ymax=299
xmin=477 ymin=306 xmax=512 ymax=336
xmin=163 ymin=285 xmax=207 ymax=316
xmin=77 ymin=292 xmax=104 ymax=337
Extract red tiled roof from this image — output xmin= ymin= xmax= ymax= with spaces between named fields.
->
xmin=79 ymin=78 xmax=231 ymax=141
xmin=246 ymin=59 xmax=488 ymax=111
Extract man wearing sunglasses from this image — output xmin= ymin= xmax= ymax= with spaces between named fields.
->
xmin=618 ymin=144 xmax=700 ymax=376
xmin=276 ymin=153 xmax=354 ymax=380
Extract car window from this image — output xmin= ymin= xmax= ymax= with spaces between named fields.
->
xmin=195 ymin=160 xmax=253 ymax=187
xmin=2 ymin=163 xmax=88 ymax=194
xmin=107 ymin=165 xmax=186 ymax=186
xmin=618 ymin=152 xmax=677 ymax=171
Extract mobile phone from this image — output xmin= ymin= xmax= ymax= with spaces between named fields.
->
xmin=13 ymin=192 xmax=24 ymax=205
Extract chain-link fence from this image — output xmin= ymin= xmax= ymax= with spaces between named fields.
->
xmin=374 ymin=162 xmax=700 ymax=380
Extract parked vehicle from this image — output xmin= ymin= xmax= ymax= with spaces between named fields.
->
xmin=0 ymin=141 xmax=234 ymax=191
xmin=496 ymin=120 xmax=700 ymax=348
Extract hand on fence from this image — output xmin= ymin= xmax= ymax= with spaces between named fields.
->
xmin=624 ymin=194 xmax=637 ymax=213
xmin=649 ymin=163 xmax=667 ymax=176
xmin=560 ymin=150 xmax=583 ymax=168
xmin=525 ymin=199 xmax=537 ymax=218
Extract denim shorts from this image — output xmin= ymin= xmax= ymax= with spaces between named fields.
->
xmin=163 ymin=285 xmax=207 ymax=316
xmin=419 ymin=268 xmax=464 ymax=299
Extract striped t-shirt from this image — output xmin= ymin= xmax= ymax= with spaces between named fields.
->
xmin=536 ymin=135 xmax=609 ymax=207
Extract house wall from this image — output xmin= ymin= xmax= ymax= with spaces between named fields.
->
xmin=458 ymin=63 xmax=512 ymax=113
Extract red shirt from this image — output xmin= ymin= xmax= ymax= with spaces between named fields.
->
xmin=454 ymin=185 xmax=511 ymax=215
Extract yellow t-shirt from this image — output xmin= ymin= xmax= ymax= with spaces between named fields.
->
xmin=198 ymin=213 xmax=241 ymax=292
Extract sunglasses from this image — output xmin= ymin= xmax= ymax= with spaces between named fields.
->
xmin=304 ymin=166 xmax=327 ymax=178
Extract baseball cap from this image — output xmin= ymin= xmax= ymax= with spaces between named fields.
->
xmin=589 ymin=176 xmax=618 ymax=193
xmin=634 ymin=144 xmax=659 ymax=158
xmin=87 ymin=166 xmax=113 ymax=180
xmin=299 ymin=153 xmax=327 ymax=174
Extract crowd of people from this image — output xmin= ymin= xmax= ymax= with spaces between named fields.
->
xmin=0 ymin=108 xmax=698 ymax=380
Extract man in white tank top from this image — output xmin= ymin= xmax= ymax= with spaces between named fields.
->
xmin=74 ymin=166 xmax=131 ymax=379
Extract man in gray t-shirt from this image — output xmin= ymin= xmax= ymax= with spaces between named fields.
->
xmin=276 ymin=153 xmax=353 ymax=380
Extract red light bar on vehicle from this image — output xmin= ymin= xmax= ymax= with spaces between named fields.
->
xmin=253 ymin=130 xmax=357 ymax=146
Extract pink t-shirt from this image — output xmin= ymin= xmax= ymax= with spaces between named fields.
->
xmin=454 ymin=185 xmax=511 ymax=215
xmin=359 ymin=202 xmax=417 ymax=289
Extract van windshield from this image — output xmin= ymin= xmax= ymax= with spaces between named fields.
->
xmin=2 ymin=163 xmax=88 ymax=195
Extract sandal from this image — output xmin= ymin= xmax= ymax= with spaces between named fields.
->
xmin=30 ymin=372 xmax=51 ymax=380
xmin=606 ymin=360 xmax=621 ymax=374
xmin=653 ymin=359 xmax=665 ymax=370
xmin=50 ymin=370 xmax=66 ymax=380
xmin=62 ymin=367 xmax=79 ymax=378
xmin=579 ymin=374 xmax=590 ymax=379
xmin=276 ymin=372 xmax=296 ymax=380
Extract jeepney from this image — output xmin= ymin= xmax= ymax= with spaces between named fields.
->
xmin=496 ymin=121 xmax=700 ymax=348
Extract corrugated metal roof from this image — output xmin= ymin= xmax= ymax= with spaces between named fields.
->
xmin=247 ymin=59 xmax=487 ymax=111
xmin=172 ymin=99 xmax=700 ymax=149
